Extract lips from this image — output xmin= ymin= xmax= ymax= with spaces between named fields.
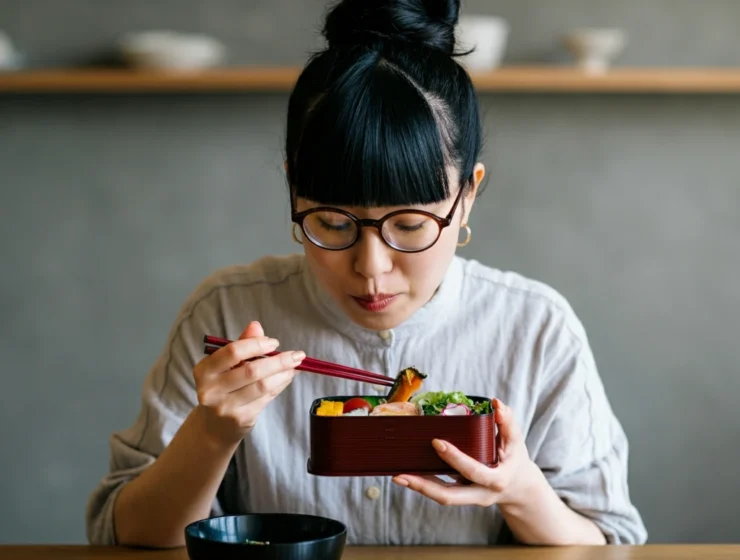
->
xmin=355 ymin=293 xmax=396 ymax=302
xmin=351 ymin=293 xmax=398 ymax=312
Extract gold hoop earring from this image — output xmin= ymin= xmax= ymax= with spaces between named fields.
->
xmin=292 ymin=223 xmax=303 ymax=245
xmin=457 ymin=224 xmax=472 ymax=247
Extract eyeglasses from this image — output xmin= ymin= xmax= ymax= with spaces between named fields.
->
xmin=291 ymin=186 xmax=465 ymax=253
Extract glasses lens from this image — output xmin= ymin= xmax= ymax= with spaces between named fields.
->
xmin=381 ymin=213 xmax=441 ymax=252
xmin=302 ymin=211 xmax=358 ymax=249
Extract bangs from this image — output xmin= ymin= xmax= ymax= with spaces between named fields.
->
xmin=291 ymin=55 xmax=451 ymax=208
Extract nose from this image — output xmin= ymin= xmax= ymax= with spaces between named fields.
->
xmin=352 ymin=228 xmax=394 ymax=279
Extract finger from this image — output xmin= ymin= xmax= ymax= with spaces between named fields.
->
xmin=242 ymin=350 xmax=305 ymax=386
xmin=492 ymin=399 xmax=523 ymax=444
xmin=419 ymin=475 xmax=456 ymax=487
xmin=221 ymin=386 xmax=282 ymax=432
xmin=226 ymin=367 xmax=298 ymax=410
xmin=273 ymin=371 xmax=297 ymax=394
xmin=451 ymin=474 xmax=475 ymax=486
xmin=230 ymin=322 xmax=269 ymax=370
xmin=239 ymin=321 xmax=264 ymax=340
xmin=392 ymin=475 xmax=490 ymax=507
xmin=415 ymin=474 xmax=472 ymax=487
xmin=255 ymin=370 xmax=296 ymax=405
xmin=430 ymin=439 xmax=493 ymax=487
xmin=211 ymin=350 xmax=303 ymax=395
xmin=248 ymin=361 xmax=298 ymax=400
xmin=423 ymin=474 xmax=475 ymax=487
xmin=199 ymin=358 xmax=270 ymax=398
xmin=204 ymin=336 xmax=281 ymax=377
xmin=199 ymin=350 xmax=303 ymax=406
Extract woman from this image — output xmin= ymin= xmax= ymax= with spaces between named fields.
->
xmin=86 ymin=0 xmax=647 ymax=548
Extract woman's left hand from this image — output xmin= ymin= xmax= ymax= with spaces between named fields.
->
xmin=392 ymin=399 xmax=540 ymax=508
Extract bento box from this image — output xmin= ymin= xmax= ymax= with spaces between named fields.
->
xmin=307 ymin=393 xmax=499 ymax=477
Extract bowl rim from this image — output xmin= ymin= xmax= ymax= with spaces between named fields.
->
xmin=184 ymin=513 xmax=348 ymax=547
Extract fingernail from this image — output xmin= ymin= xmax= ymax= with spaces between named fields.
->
xmin=291 ymin=351 xmax=306 ymax=363
xmin=432 ymin=439 xmax=447 ymax=453
xmin=262 ymin=338 xmax=280 ymax=350
xmin=393 ymin=477 xmax=408 ymax=487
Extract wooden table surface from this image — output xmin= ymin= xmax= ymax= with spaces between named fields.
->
xmin=1 ymin=545 xmax=738 ymax=560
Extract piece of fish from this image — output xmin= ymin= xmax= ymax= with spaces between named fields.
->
xmin=369 ymin=402 xmax=421 ymax=416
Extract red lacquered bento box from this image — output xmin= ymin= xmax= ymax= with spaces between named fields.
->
xmin=307 ymin=395 xmax=499 ymax=477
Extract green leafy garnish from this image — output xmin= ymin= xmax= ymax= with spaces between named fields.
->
xmin=361 ymin=396 xmax=387 ymax=409
xmin=410 ymin=391 xmax=492 ymax=416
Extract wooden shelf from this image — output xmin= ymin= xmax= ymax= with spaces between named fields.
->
xmin=2 ymin=66 xmax=740 ymax=94
xmin=0 ymin=67 xmax=300 ymax=93
xmin=473 ymin=67 xmax=740 ymax=93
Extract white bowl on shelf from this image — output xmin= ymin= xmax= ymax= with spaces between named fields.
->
xmin=563 ymin=28 xmax=627 ymax=74
xmin=455 ymin=15 xmax=509 ymax=71
xmin=119 ymin=31 xmax=226 ymax=71
xmin=0 ymin=30 xmax=22 ymax=70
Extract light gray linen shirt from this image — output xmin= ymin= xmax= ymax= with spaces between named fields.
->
xmin=86 ymin=253 xmax=647 ymax=546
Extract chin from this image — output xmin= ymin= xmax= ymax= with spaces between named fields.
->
xmin=353 ymin=314 xmax=403 ymax=331
xmin=338 ymin=302 xmax=407 ymax=331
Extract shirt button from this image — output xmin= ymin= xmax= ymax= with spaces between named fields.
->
xmin=378 ymin=330 xmax=392 ymax=340
xmin=366 ymin=486 xmax=381 ymax=500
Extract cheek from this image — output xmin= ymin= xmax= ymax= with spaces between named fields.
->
xmin=440 ymin=223 xmax=462 ymax=247
xmin=429 ymin=224 xmax=461 ymax=263
xmin=304 ymin=243 xmax=328 ymax=266
xmin=304 ymin=245 xmax=348 ymax=282
xmin=399 ymin=235 xmax=458 ymax=288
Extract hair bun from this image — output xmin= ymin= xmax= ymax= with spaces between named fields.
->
xmin=323 ymin=0 xmax=460 ymax=55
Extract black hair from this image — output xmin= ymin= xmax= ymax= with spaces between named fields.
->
xmin=285 ymin=0 xmax=483 ymax=208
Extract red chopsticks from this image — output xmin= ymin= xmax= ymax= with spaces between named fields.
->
xmin=203 ymin=335 xmax=396 ymax=388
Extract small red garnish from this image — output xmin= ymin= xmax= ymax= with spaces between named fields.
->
xmin=343 ymin=398 xmax=373 ymax=414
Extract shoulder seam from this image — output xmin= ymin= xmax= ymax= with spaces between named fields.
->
xmin=464 ymin=268 xmax=587 ymax=354
xmin=465 ymin=268 xmax=572 ymax=316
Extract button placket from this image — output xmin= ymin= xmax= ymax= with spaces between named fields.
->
xmin=379 ymin=336 xmax=396 ymax=546
xmin=377 ymin=329 xmax=394 ymax=392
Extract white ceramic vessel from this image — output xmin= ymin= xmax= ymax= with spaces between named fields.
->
xmin=563 ymin=28 xmax=627 ymax=74
xmin=455 ymin=15 xmax=509 ymax=71
xmin=119 ymin=31 xmax=226 ymax=71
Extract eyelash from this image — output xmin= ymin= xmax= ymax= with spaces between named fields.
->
xmin=319 ymin=219 xmax=351 ymax=231
xmin=394 ymin=222 xmax=424 ymax=232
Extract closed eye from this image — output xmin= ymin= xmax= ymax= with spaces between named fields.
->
xmin=319 ymin=218 xmax=352 ymax=232
xmin=394 ymin=221 xmax=426 ymax=232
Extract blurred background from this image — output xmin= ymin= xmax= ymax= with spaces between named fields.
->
xmin=1 ymin=0 xmax=739 ymax=545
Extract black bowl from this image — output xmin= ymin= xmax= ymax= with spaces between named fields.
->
xmin=184 ymin=513 xmax=347 ymax=560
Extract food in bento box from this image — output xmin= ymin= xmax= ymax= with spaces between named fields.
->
xmin=369 ymin=402 xmax=420 ymax=416
xmin=313 ymin=366 xmax=492 ymax=417
xmin=315 ymin=400 xmax=345 ymax=417
xmin=411 ymin=391 xmax=493 ymax=416
xmin=385 ymin=367 xmax=427 ymax=403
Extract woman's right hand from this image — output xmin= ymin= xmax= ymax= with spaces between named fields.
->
xmin=193 ymin=321 xmax=304 ymax=448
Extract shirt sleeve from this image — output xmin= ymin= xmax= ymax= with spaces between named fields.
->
xmin=525 ymin=313 xmax=648 ymax=545
xmin=85 ymin=285 xmax=229 ymax=545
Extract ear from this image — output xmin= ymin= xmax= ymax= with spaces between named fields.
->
xmin=462 ymin=163 xmax=485 ymax=224
xmin=284 ymin=160 xmax=289 ymax=173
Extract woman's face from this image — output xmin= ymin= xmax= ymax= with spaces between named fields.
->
xmin=296 ymin=164 xmax=484 ymax=332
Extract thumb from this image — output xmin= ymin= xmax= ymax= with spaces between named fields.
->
xmin=492 ymin=398 xmax=522 ymax=444
xmin=239 ymin=321 xmax=265 ymax=340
